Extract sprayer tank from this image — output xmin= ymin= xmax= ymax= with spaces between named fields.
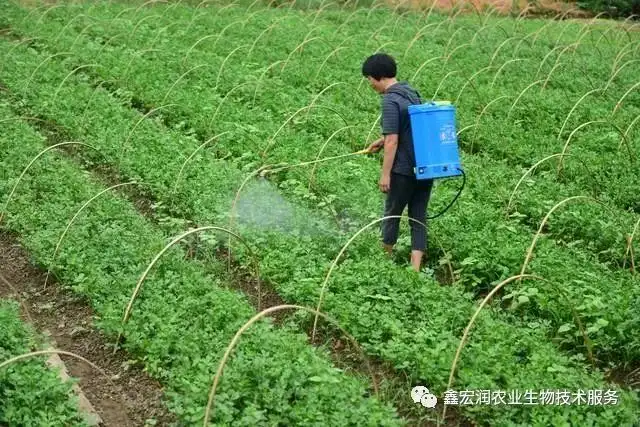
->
xmin=408 ymin=102 xmax=462 ymax=180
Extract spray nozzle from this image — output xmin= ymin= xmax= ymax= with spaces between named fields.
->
xmin=259 ymin=163 xmax=288 ymax=177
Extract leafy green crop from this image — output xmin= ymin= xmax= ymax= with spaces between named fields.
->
xmin=5 ymin=0 xmax=637 ymax=364
xmin=0 ymin=102 xmax=401 ymax=425
xmin=0 ymin=299 xmax=88 ymax=426
xmin=0 ymin=0 xmax=639 ymax=425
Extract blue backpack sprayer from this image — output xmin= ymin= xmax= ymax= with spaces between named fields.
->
xmin=408 ymin=100 xmax=465 ymax=219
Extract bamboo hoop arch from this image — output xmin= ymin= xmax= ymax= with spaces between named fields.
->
xmin=442 ymin=273 xmax=594 ymax=421
xmin=505 ymin=153 xmax=599 ymax=216
xmin=202 ymin=304 xmax=379 ymax=426
xmin=0 ymin=143 xmax=106 ymax=225
xmin=519 ymin=196 xmax=598 ymax=277
xmin=312 ymin=215 xmax=429 ymax=340
xmin=44 ymin=182 xmax=141 ymax=290
xmin=171 ymin=131 xmax=232 ymax=198
xmin=557 ymin=120 xmax=635 ymax=176
xmin=115 ymin=226 xmax=262 ymax=352
xmin=623 ymin=218 xmax=639 ymax=274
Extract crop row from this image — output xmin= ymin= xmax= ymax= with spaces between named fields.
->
xmin=0 ymin=101 xmax=402 ymax=425
xmin=14 ymin=1 xmax=640 ymax=272
xmin=31 ymin=1 xmax=640 ymax=189
xmin=0 ymin=297 xmax=88 ymax=426
xmin=7 ymin=1 xmax=640 ymax=362
xmin=0 ymin=33 xmax=637 ymax=426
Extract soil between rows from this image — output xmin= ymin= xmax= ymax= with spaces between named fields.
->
xmin=0 ymin=230 xmax=177 ymax=427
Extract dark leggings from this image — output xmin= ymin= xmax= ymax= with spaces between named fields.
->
xmin=382 ymin=172 xmax=434 ymax=251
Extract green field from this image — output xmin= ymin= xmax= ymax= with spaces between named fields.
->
xmin=0 ymin=0 xmax=639 ymax=425
xmin=0 ymin=298 xmax=90 ymax=426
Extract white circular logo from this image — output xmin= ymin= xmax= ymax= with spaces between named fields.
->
xmin=420 ymin=392 xmax=438 ymax=408
xmin=411 ymin=385 xmax=438 ymax=408
xmin=411 ymin=386 xmax=429 ymax=403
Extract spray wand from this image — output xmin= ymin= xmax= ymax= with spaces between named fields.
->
xmin=259 ymin=148 xmax=369 ymax=177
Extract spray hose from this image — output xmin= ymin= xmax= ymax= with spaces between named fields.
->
xmin=427 ymin=167 xmax=465 ymax=220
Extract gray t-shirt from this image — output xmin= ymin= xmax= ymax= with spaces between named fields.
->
xmin=380 ymin=81 xmax=422 ymax=176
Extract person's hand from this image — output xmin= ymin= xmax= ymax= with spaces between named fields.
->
xmin=366 ymin=138 xmax=383 ymax=154
xmin=379 ymin=173 xmax=391 ymax=193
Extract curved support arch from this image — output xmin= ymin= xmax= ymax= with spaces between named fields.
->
xmin=308 ymin=126 xmax=357 ymax=191
xmin=121 ymin=104 xmax=176 ymax=162
xmin=313 ymin=46 xmax=347 ymax=84
xmin=611 ymin=81 xmax=640 ymax=117
xmin=624 ymin=218 xmax=640 ymax=274
xmin=456 ymin=65 xmax=494 ymax=104
xmin=171 ymin=131 xmax=232 ymax=198
xmin=202 ymin=304 xmax=378 ymax=427
xmin=604 ymin=59 xmax=640 ymax=92
xmin=443 ymin=42 xmax=472 ymax=66
xmin=490 ymin=58 xmax=530 ymax=89
xmin=558 ymin=120 xmax=635 ymax=175
xmin=252 ymin=60 xmax=285 ymax=107
xmin=441 ymin=273 xmax=594 ymax=421
xmin=51 ymin=64 xmax=101 ymax=104
xmin=214 ymin=44 xmax=250 ymax=91
xmin=471 ymin=95 xmax=511 ymax=145
xmin=44 ymin=181 xmax=142 ymax=289
xmin=624 ymin=114 xmax=640 ymax=141
xmin=0 ymin=350 xmax=114 ymax=390
xmin=280 ymin=36 xmax=325 ymax=73
xmin=488 ymin=36 xmax=519 ymax=67
xmin=209 ymin=81 xmax=255 ymax=129
xmin=0 ymin=37 xmax=42 ymax=75
xmin=507 ymin=79 xmax=544 ymax=118
xmin=521 ymin=196 xmax=599 ymax=276
xmin=541 ymin=61 xmax=565 ymax=90
xmin=161 ymin=64 xmax=212 ymax=104
xmin=433 ymin=70 xmax=460 ymax=99
xmin=0 ymin=142 xmax=107 ymax=225
xmin=312 ymin=215 xmax=429 ymax=340
xmin=305 ymin=82 xmax=346 ymax=121
xmin=557 ymin=88 xmax=605 ymax=141
xmin=23 ymin=52 xmax=72 ymax=93
xmin=363 ymin=114 xmax=382 ymax=150
xmin=181 ymin=34 xmax=217 ymax=68
xmin=410 ymin=55 xmax=443 ymax=83
xmin=505 ymin=153 xmax=598 ymax=216
xmin=116 ymin=226 xmax=262 ymax=351
xmin=261 ymin=105 xmax=349 ymax=158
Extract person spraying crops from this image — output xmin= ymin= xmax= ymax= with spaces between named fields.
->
xmin=362 ymin=53 xmax=434 ymax=273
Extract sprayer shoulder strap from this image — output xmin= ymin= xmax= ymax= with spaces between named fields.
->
xmin=415 ymin=89 xmax=423 ymax=104
xmin=392 ymin=89 xmax=422 ymax=106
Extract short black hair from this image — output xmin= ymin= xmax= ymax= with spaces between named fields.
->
xmin=361 ymin=53 xmax=397 ymax=80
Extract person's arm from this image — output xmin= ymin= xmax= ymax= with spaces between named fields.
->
xmin=379 ymin=134 xmax=397 ymax=192
xmin=379 ymin=97 xmax=400 ymax=192
xmin=382 ymin=133 xmax=398 ymax=169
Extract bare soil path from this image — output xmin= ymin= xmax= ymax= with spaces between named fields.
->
xmin=0 ymin=231 xmax=177 ymax=427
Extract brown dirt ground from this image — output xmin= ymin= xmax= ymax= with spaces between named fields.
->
xmin=0 ymin=231 xmax=176 ymax=427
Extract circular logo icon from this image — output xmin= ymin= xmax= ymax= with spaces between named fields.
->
xmin=420 ymin=392 xmax=438 ymax=408
xmin=411 ymin=386 xmax=438 ymax=409
xmin=411 ymin=386 xmax=429 ymax=403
